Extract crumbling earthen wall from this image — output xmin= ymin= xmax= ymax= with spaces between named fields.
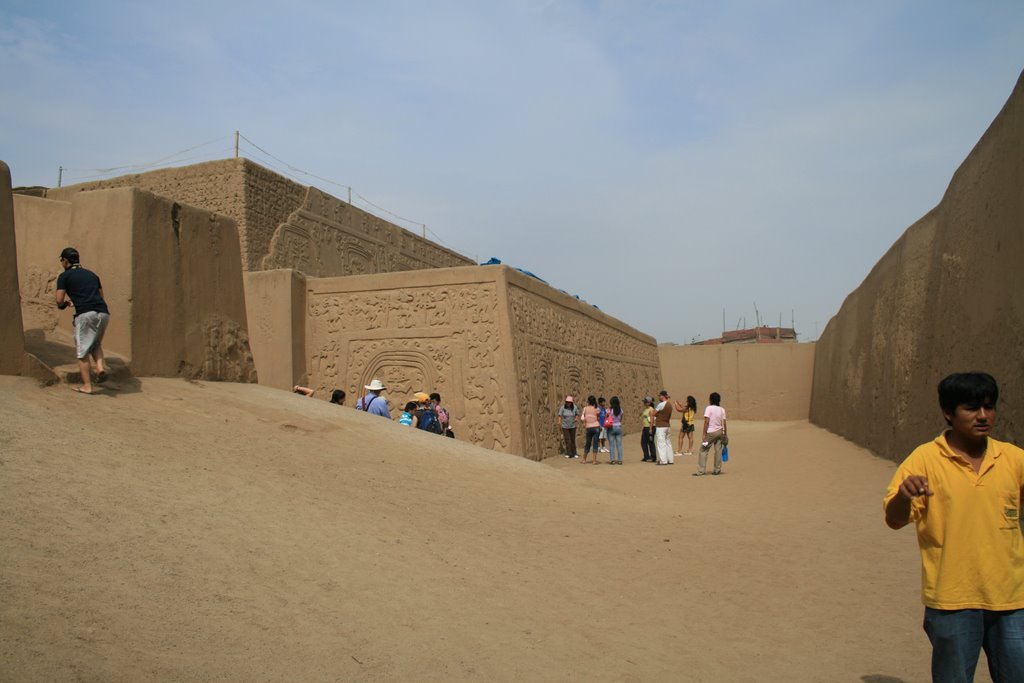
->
xmin=48 ymin=159 xmax=472 ymax=274
xmin=659 ymin=343 xmax=816 ymax=421
xmin=0 ymin=161 xmax=26 ymax=374
xmin=293 ymin=265 xmax=660 ymax=460
xmin=810 ymin=71 xmax=1023 ymax=460
xmin=12 ymin=187 xmax=256 ymax=382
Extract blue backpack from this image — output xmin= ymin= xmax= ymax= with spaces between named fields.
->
xmin=417 ymin=408 xmax=443 ymax=434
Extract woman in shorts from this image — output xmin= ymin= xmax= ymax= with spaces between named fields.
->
xmin=674 ymin=395 xmax=698 ymax=456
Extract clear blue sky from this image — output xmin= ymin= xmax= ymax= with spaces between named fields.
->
xmin=2 ymin=1 xmax=1022 ymax=343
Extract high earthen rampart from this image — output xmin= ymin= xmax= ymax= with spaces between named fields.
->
xmin=810 ymin=71 xmax=1023 ymax=460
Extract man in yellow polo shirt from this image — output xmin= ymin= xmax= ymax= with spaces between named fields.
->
xmin=884 ymin=372 xmax=1024 ymax=683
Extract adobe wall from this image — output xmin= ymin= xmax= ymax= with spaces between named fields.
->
xmin=0 ymin=161 xmax=26 ymax=374
xmin=810 ymin=72 xmax=1024 ymax=460
xmin=47 ymin=159 xmax=472 ymax=275
xmin=297 ymin=265 xmax=660 ymax=460
xmin=659 ymin=343 xmax=816 ymax=421
xmin=14 ymin=190 xmax=133 ymax=355
xmin=243 ymin=269 xmax=307 ymax=390
xmin=13 ymin=188 xmax=256 ymax=381
xmin=507 ymin=269 xmax=662 ymax=459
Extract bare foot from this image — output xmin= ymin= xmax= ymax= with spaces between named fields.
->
xmin=73 ymin=387 xmax=95 ymax=395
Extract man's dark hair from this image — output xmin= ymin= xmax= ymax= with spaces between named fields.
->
xmin=330 ymin=389 xmax=346 ymax=404
xmin=59 ymin=247 xmax=80 ymax=264
xmin=709 ymin=392 xmax=721 ymax=406
xmin=938 ymin=372 xmax=998 ymax=417
xmin=404 ymin=401 xmax=418 ymax=412
xmin=429 ymin=392 xmax=441 ymax=402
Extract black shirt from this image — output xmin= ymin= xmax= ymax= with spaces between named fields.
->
xmin=56 ymin=266 xmax=109 ymax=317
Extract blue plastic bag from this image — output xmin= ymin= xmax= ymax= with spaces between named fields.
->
xmin=722 ymin=445 xmax=729 ymax=462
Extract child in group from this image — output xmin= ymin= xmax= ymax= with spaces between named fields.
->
xmin=398 ymin=401 xmax=418 ymax=427
xmin=598 ymin=397 xmax=609 ymax=453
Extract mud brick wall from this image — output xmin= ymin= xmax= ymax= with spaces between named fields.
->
xmin=810 ymin=72 xmax=1023 ymax=460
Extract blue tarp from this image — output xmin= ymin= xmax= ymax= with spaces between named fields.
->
xmin=480 ymin=258 xmax=598 ymax=309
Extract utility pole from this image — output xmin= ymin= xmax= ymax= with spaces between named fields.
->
xmin=57 ymin=166 xmax=63 ymax=188
xmin=234 ymin=131 xmax=239 ymax=158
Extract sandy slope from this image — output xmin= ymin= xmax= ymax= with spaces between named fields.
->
xmin=0 ymin=377 xmax=981 ymax=682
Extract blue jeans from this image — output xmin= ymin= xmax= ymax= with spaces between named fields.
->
xmin=607 ymin=426 xmax=623 ymax=462
xmin=923 ymin=607 xmax=1024 ymax=682
xmin=584 ymin=427 xmax=600 ymax=454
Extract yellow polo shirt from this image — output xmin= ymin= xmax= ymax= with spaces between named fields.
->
xmin=884 ymin=434 xmax=1024 ymax=610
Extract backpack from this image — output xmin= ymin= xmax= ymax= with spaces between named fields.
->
xmin=603 ymin=411 xmax=614 ymax=428
xmin=417 ymin=408 xmax=443 ymax=434
xmin=435 ymin=405 xmax=449 ymax=426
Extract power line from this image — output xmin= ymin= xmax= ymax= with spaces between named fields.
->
xmin=58 ymin=131 xmax=475 ymax=261
xmin=61 ymin=135 xmax=233 ymax=174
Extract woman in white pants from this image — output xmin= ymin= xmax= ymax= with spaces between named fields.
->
xmin=654 ymin=390 xmax=674 ymax=465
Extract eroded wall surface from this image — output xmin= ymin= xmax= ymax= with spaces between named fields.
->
xmin=13 ymin=188 xmax=256 ymax=381
xmin=48 ymin=159 xmax=472 ymax=274
xmin=508 ymin=270 xmax=662 ymax=459
xmin=0 ymin=161 xmax=26 ymax=374
xmin=810 ymin=72 xmax=1023 ymax=460
xmin=659 ymin=343 xmax=816 ymax=421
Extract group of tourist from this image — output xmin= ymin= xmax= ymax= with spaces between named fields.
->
xmin=557 ymin=395 xmax=625 ymax=464
xmin=357 ymin=379 xmax=453 ymax=437
xmin=557 ymin=389 xmax=728 ymax=474
xmin=294 ymin=378 xmax=453 ymax=437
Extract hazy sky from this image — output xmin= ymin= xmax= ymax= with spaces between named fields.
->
xmin=2 ymin=1 xmax=1022 ymax=343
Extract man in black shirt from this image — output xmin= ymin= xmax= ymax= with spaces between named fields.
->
xmin=55 ymin=247 xmax=110 ymax=394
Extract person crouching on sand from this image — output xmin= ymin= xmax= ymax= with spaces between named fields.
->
xmin=55 ymin=247 xmax=110 ymax=395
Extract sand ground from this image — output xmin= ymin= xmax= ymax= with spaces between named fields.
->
xmin=0 ymin=377 xmax=993 ymax=682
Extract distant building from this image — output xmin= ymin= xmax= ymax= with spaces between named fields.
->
xmin=694 ymin=325 xmax=798 ymax=345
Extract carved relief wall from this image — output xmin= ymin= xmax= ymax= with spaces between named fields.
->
xmin=261 ymin=187 xmax=471 ymax=277
xmin=47 ymin=159 xmax=472 ymax=275
xmin=301 ymin=266 xmax=660 ymax=460
xmin=305 ymin=267 xmax=511 ymax=453
xmin=506 ymin=270 xmax=661 ymax=460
